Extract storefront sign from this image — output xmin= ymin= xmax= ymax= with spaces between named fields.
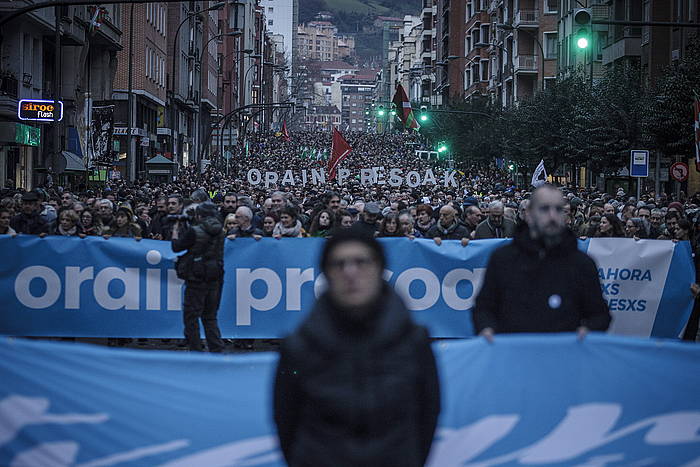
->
xmin=18 ymin=99 xmax=64 ymax=122
xmin=14 ymin=124 xmax=40 ymax=146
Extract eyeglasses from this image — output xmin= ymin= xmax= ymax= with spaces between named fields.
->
xmin=327 ymin=256 xmax=376 ymax=271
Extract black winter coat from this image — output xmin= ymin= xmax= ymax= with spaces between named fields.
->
xmin=274 ymin=285 xmax=440 ymax=467
xmin=10 ymin=211 xmax=49 ymax=235
xmin=473 ymin=225 xmax=611 ymax=334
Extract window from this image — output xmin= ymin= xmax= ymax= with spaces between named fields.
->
xmin=480 ymin=59 xmax=489 ymax=81
xmin=545 ymin=0 xmax=557 ymax=14
xmin=544 ymin=32 xmax=557 ymax=59
xmin=145 ymin=47 xmax=151 ymax=79
xmin=268 ymin=19 xmax=273 ymax=26
xmin=268 ymin=6 xmax=273 ymax=12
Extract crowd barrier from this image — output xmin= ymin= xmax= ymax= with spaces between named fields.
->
xmin=0 ymin=235 xmax=694 ymax=338
xmin=1 ymin=335 xmax=699 ymax=465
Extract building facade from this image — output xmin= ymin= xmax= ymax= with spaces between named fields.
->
xmin=296 ymin=21 xmax=355 ymax=62
xmin=0 ymin=3 xmax=122 ymax=189
xmin=114 ymin=2 xmax=168 ymax=179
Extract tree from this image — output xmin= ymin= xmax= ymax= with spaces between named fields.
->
xmin=644 ymin=34 xmax=700 ymax=158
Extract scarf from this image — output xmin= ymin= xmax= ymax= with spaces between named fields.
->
xmin=416 ymin=218 xmax=435 ymax=234
xmin=273 ymin=219 xmax=302 ymax=237
xmin=58 ymin=225 xmax=77 ymax=236
xmin=435 ymin=220 xmax=459 ymax=236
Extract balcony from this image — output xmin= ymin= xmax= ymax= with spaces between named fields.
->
xmin=0 ymin=74 xmax=19 ymax=119
xmin=513 ymin=9 xmax=539 ymax=28
xmin=513 ymin=54 xmax=538 ymax=73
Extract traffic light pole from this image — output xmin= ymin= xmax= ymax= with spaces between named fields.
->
xmin=593 ymin=20 xmax=700 ymax=28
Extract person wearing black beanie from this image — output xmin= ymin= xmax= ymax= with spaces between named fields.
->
xmin=274 ymin=225 xmax=441 ymax=467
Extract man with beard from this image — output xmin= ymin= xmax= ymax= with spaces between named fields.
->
xmin=219 ymin=192 xmax=237 ymax=221
xmin=473 ymin=185 xmax=610 ymax=341
xmin=473 ymin=201 xmax=516 ymax=239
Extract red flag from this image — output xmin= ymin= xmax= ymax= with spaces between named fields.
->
xmin=694 ymin=92 xmax=700 ymax=172
xmin=392 ymin=83 xmax=420 ymax=130
xmin=328 ymin=127 xmax=352 ymax=180
xmin=281 ymin=120 xmax=291 ymax=141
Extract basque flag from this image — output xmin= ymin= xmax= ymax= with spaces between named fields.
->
xmin=328 ymin=127 xmax=352 ymax=180
xmin=281 ymin=120 xmax=291 ymax=141
xmin=392 ymin=84 xmax=420 ymax=130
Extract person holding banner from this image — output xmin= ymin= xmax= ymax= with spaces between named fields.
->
xmin=274 ymin=227 xmax=440 ymax=467
xmin=474 ymin=185 xmax=610 ymax=340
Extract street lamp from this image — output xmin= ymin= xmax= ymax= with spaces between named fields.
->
xmin=497 ymin=22 xmax=546 ymax=91
xmin=169 ymin=1 xmax=226 ymax=162
xmin=195 ymin=31 xmax=240 ymax=163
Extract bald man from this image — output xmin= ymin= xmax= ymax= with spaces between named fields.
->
xmin=473 ymin=184 xmax=610 ymax=341
xmin=426 ymin=205 xmax=470 ymax=246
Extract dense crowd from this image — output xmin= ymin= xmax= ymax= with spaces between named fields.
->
xmin=1 ymin=132 xmax=699 ymax=250
xmin=2 ymin=130 xmax=700 ymax=343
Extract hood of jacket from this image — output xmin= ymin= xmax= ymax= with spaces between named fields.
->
xmin=512 ymin=222 xmax=578 ymax=259
xmin=297 ymin=283 xmax=415 ymax=352
xmin=200 ymin=215 xmax=223 ymax=236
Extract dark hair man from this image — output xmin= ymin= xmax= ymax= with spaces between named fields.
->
xmin=274 ymin=227 xmax=440 ymax=467
xmin=172 ymin=201 xmax=225 ymax=352
xmin=10 ymin=191 xmax=49 ymax=236
xmin=220 ymin=193 xmax=238 ymax=220
xmin=473 ymin=185 xmax=611 ymax=341
xmin=159 ymin=194 xmax=184 ymax=241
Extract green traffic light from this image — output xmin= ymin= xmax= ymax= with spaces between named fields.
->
xmin=420 ymin=114 xmax=428 ymax=122
xmin=390 ymin=110 xmax=397 ymax=116
xmin=437 ymin=144 xmax=447 ymax=153
xmin=577 ymin=36 xmax=589 ymax=49
xmin=378 ymin=109 xmax=385 ymax=117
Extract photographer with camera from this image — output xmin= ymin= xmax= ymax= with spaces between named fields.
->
xmin=172 ymin=201 xmax=226 ymax=352
xmin=159 ymin=194 xmax=186 ymax=240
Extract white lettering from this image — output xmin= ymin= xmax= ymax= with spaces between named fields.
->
xmin=247 ymin=169 xmax=261 ymax=185
xmin=281 ymin=170 xmax=295 ymax=186
xmin=235 ymin=268 xmax=282 ymax=325
xmin=441 ymin=268 xmax=486 ymax=310
xmin=286 ymin=268 xmax=315 ymax=311
xmin=394 ymin=268 xmax=440 ymax=310
xmin=93 ymin=267 xmax=140 ymax=310
xmin=406 ymin=171 xmax=421 ymax=188
xmin=263 ymin=171 xmax=278 ymax=188
xmin=15 ymin=266 xmax=61 ymax=309
xmin=65 ymin=266 xmax=94 ymax=309
xmin=388 ymin=169 xmax=403 ymax=187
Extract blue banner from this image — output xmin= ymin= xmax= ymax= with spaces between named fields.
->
xmin=0 ymin=335 xmax=699 ymax=466
xmin=0 ymin=236 xmax=694 ymax=338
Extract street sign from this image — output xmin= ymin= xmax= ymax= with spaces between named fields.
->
xmin=630 ymin=150 xmax=649 ymax=177
xmin=224 ymin=151 xmax=233 ymax=160
xmin=670 ymin=162 xmax=689 ymax=182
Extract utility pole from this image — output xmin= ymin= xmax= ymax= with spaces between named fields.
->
xmin=51 ymin=5 xmax=62 ymax=184
xmin=126 ymin=2 xmax=135 ymax=181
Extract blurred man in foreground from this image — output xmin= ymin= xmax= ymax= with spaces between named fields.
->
xmin=473 ymin=185 xmax=611 ymax=341
xmin=274 ymin=227 xmax=440 ymax=467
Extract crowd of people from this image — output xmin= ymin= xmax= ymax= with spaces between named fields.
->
xmin=1 ymin=130 xmax=699 ymax=340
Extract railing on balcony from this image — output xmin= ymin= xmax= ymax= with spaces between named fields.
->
xmin=514 ymin=54 xmax=538 ymax=72
xmin=514 ymin=9 xmax=539 ymax=27
xmin=0 ymin=75 xmax=19 ymax=98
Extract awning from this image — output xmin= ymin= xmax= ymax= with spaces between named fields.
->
xmin=145 ymin=154 xmax=178 ymax=165
xmin=59 ymin=151 xmax=87 ymax=172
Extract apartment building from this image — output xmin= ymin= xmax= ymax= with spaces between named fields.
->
xmin=340 ymin=72 xmax=377 ymax=131
xmin=489 ymin=0 xmax=559 ymax=105
xmin=0 ymin=3 xmax=122 ymax=188
xmin=114 ymin=2 xmax=168 ymax=178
